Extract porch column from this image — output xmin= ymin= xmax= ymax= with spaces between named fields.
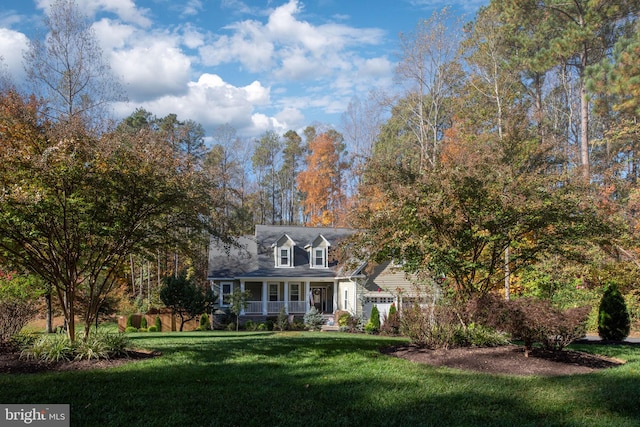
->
xmin=305 ymin=281 xmax=311 ymax=313
xmin=332 ymin=280 xmax=338 ymax=314
xmin=240 ymin=280 xmax=246 ymax=315
xmin=284 ymin=281 xmax=289 ymax=314
xmin=262 ymin=281 xmax=268 ymax=315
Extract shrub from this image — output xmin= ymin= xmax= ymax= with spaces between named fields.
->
xmin=337 ymin=312 xmax=351 ymax=327
xmin=381 ymin=304 xmax=400 ymax=335
xmin=470 ymin=295 xmax=590 ymax=355
xmin=303 ymin=307 xmax=325 ymax=331
xmin=138 ymin=328 xmax=148 ymax=332
xmin=147 ymin=325 xmax=158 ymax=332
xmin=365 ymin=305 xmax=380 ymax=334
xmin=199 ymin=313 xmax=211 ymax=331
xmin=257 ymin=323 xmax=268 ymax=331
xmin=598 ymin=284 xmax=631 ymax=341
xmin=291 ymin=320 xmax=305 ymax=331
xmin=126 ymin=314 xmax=134 ymax=328
xmin=154 ymin=316 xmax=162 ymax=332
xmin=244 ymin=320 xmax=256 ymax=331
xmin=275 ymin=308 xmax=289 ymax=331
xmin=140 ymin=316 xmax=148 ymax=329
xmin=0 ymin=273 xmax=41 ymax=346
xmin=226 ymin=322 xmax=236 ymax=331
xmin=124 ymin=326 xmax=138 ymax=333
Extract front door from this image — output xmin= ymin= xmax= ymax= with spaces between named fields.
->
xmin=310 ymin=287 xmax=329 ymax=313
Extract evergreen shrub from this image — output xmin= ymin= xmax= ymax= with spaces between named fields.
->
xmin=598 ymin=284 xmax=631 ymax=341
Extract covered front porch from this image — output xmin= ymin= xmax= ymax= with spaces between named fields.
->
xmin=239 ymin=280 xmax=337 ymax=315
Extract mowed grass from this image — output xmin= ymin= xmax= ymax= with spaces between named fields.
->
xmin=2 ymin=331 xmax=640 ymax=427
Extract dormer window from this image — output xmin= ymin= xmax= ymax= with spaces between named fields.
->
xmin=314 ymin=248 xmax=325 ymax=268
xmin=306 ymin=234 xmax=330 ymax=269
xmin=272 ymin=234 xmax=295 ymax=268
xmin=280 ymin=248 xmax=290 ymax=266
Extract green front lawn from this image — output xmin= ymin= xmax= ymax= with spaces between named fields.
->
xmin=2 ymin=331 xmax=639 ymax=426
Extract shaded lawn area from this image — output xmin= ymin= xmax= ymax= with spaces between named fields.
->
xmin=1 ymin=331 xmax=640 ymax=426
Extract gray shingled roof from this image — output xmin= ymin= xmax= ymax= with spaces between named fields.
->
xmin=208 ymin=225 xmax=356 ymax=280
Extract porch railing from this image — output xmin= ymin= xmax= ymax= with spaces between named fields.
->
xmin=243 ymin=300 xmax=309 ymax=315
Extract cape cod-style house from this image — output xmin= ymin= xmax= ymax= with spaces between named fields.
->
xmin=207 ymin=225 xmax=423 ymax=323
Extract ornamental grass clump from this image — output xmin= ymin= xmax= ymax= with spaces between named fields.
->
xmin=21 ymin=332 xmax=131 ymax=362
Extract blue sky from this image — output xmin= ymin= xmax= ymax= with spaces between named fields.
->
xmin=0 ymin=0 xmax=487 ymax=139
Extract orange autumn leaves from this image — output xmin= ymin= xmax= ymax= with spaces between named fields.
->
xmin=297 ymin=132 xmax=348 ymax=227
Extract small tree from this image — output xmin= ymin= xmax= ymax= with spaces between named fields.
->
xmin=154 ymin=316 xmax=162 ymax=332
xmin=598 ymin=284 xmax=630 ymax=341
xmin=275 ymin=307 xmax=289 ymax=331
xmin=229 ymin=290 xmax=250 ymax=332
xmin=160 ymin=274 xmax=214 ymax=331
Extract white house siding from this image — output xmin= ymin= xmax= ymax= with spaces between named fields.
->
xmin=336 ymin=280 xmax=358 ymax=314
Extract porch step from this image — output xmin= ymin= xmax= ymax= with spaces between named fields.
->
xmin=321 ymin=324 xmax=340 ymax=332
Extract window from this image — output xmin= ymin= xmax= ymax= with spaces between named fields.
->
xmin=344 ymin=289 xmax=348 ymax=310
xmin=307 ymin=234 xmax=329 ymax=268
xmin=221 ymin=282 xmax=233 ymax=306
xmin=314 ymin=248 xmax=325 ymax=268
xmin=280 ymin=248 xmax=290 ymax=266
xmin=290 ymin=283 xmax=300 ymax=301
xmin=269 ymin=283 xmax=279 ymax=302
xmin=273 ymin=234 xmax=295 ymax=268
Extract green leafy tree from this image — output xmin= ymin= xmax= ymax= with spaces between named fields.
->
xmin=506 ymin=0 xmax=640 ymax=180
xmin=0 ymin=270 xmax=43 ymax=345
xmin=159 ymin=274 xmax=214 ymax=332
xmin=598 ymin=284 xmax=631 ymax=341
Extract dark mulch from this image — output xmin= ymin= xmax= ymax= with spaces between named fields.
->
xmin=382 ymin=344 xmax=625 ymax=376
xmin=0 ymin=349 xmax=159 ymax=374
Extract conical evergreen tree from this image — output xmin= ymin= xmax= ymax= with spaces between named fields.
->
xmin=598 ymin=284 xmax=630 ymax=341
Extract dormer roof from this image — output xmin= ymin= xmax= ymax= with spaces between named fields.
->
xmin=271 ymin=233 xmax=296 ymax=248
xmin=304 ymin=234 xmax=330 ymax=249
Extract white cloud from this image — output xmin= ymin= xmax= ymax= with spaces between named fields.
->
xmin=200 ymin=0 xmax=384 ymax=82
xmin=0 ymin=28 xmax=29 ymax=83
xmin=181 ymin=0 xmax=204 ymax=18
xmin=111 ymin=37 xmax=192 ymax=101
xmin=36 ymin=0 xmax=152 ymax=28
xmin=115 ymin=74 xmax=275 ymax=136
xmin=199 ymin=20 xmax=275 ymax=72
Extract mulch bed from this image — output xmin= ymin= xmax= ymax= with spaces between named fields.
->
xmin=0 ymin=349 xmax=159 ymax=374
xmin=381 ymin=344 xmax=625 ymax=376
xmin=0 ymin=342 xmax=627 ymax=377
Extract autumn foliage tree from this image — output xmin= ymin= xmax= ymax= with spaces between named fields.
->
xmin=0 ymin=89 xmax=217 ymax=341
xmin=351 ymin=114 xmax=614 ymax=301
xmin=297 ymin=131 xmax=348 ymax=226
